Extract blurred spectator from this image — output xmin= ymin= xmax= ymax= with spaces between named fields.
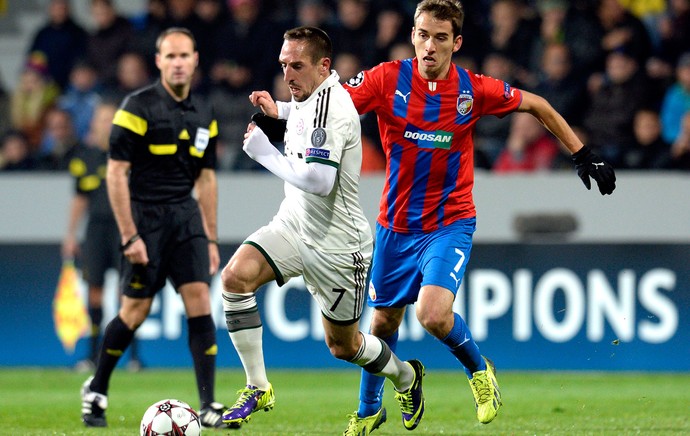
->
xmin=620 ymin=0 xmax=667 ymax=50
xmin=271 ymin=71 xmax=292 ymax=103
xmin=372 ymin=2 xmax=411 ymax=65
xmin=212 ymin=0 xmax=282 ymax=92
xmin=669 ymin=111 xmax=690 ymax=168
xmin=583 ymin=48 xmax=650 ymax=167
xmin=210 ymin=0 xmax=278 ymax=171
xmin=657 ymin=0 xmax=690 ymax=65
xmin=494 ymin=112 xmax=560 ymax=172
xmin=450 ymin=0 xmax=490 ymax=68
xmin=26 ymin=0 xmax=88 ymax=90
xmin=595 ymin=0 xmax=653 ymax=65
xmin=453 ymin=54 xmax=478 ymax=72
xmin=57 ymin=61 xmax=102 ymax=143
xmin=130 ymin=0 xmax=167 ymax=31
xmin=529 ymin=42 xmax=587 ymax=126
xmin=474 ymin=52 xmax=518 ymax=169
xmin=129 ymin=0 xmax=168 ymax=75
xmin=0 ymin=130 xmax=37 ymax=171
xmin=0 ymin=71 xmax=10 ymax=138
xmin=168 ymin=0 xmax=204 ymax=30
xmin=389 ymin=42 xmax=415 ymax=62
xmin=623 ymin=108 xmax=670 ymax=169
xmin=529 ymin=0 xmax=603 ymax=78
xmin=334 ymin=52 xmax=361 ymax=83
xmin=660 ymin=52 xmax=690 ymax=144
xmin=487 ymin=0 xmax=539 ymax=76
xmin=86 ymin=0 xmax=134 ymax=88
xmin=10 ymin=53 xmax=61 ymax=151
xmin=37 ymin=107 xmax=81 ymax=170
xmin=194 ymin=0 xmax=229 ymax=88
xmin=331 ymin=0 xmax=378 ymax=68
xmin=100 ymin=52 xmax=152 ymax=104
xmin=294 ymin=0 xmax=334 ymax=30
xmin=217 ymin=69 xmax=294 ymax=171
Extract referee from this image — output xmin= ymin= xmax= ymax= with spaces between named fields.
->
xmin=80 ymin=27 xmax=229 ymax=429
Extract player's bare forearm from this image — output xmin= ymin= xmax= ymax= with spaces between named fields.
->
xmin=62 ymin=195 xmax=88 ymax=259
xmin=518 ymin=90 xmax=584 ymax=154
xmin=106 ymin=158 xmax=137 ymax=242
xmin=65 ymin=195 xmax=88 ymax=239
xmin=195 ymin=168 xmax=219 ymax=274
xmin=195 ymin=168 xmax=218 ymax=241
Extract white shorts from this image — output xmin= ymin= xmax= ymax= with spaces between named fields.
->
xmin=245 ymin=219 xmax=372 ymax=323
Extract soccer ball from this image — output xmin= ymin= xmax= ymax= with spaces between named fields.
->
xmin=140 ymin=399 xmax=202 ymax=436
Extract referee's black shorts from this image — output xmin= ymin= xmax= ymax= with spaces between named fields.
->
xmin=121 ymin=197 xmax=210 ymax=298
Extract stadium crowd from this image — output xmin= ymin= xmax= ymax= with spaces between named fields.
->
xmin=0 ymin=0 xmax=689 ymax=173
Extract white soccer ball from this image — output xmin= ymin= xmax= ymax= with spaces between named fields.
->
xmin=140 ymin=399 xmax=202 ymax=436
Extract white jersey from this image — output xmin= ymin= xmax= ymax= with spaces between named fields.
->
xmin=275 ymin=71 xmax=373 ymax=253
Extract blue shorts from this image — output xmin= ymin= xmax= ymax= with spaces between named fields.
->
xmin=368 ymin=217 xmax=476 ymax=308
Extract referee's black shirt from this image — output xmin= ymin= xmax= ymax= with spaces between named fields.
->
xmin=109 ymin=80 xmax=218 ymax=204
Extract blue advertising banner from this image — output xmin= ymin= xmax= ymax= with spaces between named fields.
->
xmin=1 ymin=244 xmax=688 ymax=371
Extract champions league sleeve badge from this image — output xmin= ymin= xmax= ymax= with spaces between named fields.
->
xmin=346 ymin=71 xmax=365 ymax=88
xmin=311 ymin=127 xmax=327 ymax=148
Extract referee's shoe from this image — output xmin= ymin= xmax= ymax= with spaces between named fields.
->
xmin=81 ymin=376 xmax=107 ymax=427
xmin=199 ymin=401 xmax=234 ymax=428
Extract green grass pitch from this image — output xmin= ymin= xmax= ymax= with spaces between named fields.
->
xmin=0 ymin=368 xmax=688 ymax=435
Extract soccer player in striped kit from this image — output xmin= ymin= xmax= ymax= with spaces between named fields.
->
xmin=340 ymin=0 xmax=616 ymax=433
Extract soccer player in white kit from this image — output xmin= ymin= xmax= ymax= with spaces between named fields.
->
xmin=219 ymin=27 xmax=426 ymax=431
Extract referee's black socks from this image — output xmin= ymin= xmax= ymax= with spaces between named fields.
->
xmin=188 ymin=314 xmax=217 ymax=409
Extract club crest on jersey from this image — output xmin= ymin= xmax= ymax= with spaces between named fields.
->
xmin=457 ymin=94 xmax=473 ymax=116
xmin=311 ymin=127 xmax=327 ymax=147
xmin=296 ymin=118 xmax=305 ymax=135
xmin=347 ymin=71 xmax=365 ymax=88
xmin=368 ymin=281 xmax=377 ymax=301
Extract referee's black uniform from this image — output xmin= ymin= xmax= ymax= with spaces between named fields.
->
xmin=109 ymin=80 xmax=218 ymax=297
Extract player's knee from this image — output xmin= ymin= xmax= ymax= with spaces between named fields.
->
xmin=221 ymin=259 xmax=263 ymax=294
xmin=329 ymin=344 xmax=357 ymax=361
xmin=119 ymin=304 xmax=150 ymax=330
xmin=370 ymin=321 xmax=398 ymax=338
xmin=416 ymin=307 xmax=452 ymax=338
xmin=325 ymin=339 xmax=358 ymax=361
xmin=370 ymin=310 xmax=404 ymax=338
xmin=220 ymin=263 xmax=247 ymax=293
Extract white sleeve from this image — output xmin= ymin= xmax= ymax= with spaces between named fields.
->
xmin=276 ymin=101 xmax=292 ymax=120
xmin=243 ymin=127 xmax=336 ymax=196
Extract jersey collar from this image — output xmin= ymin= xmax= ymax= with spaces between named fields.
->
xmin=154 ymin=80 xmax=196 ymax=111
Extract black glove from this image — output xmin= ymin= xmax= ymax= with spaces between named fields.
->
xmin=251 ymin=112 xmax=286 ymax=143
xmin=571 ymin=146 xmax=616 ymax=195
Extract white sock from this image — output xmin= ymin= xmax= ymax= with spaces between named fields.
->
xmin=228 ymin=327 xmax=270 ymax=390
xmin=223 ymin=291 xmax=270 ymax=390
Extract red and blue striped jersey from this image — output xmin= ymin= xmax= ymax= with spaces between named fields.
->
xmin=344 ymin=58 xmax=522 ymax=233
